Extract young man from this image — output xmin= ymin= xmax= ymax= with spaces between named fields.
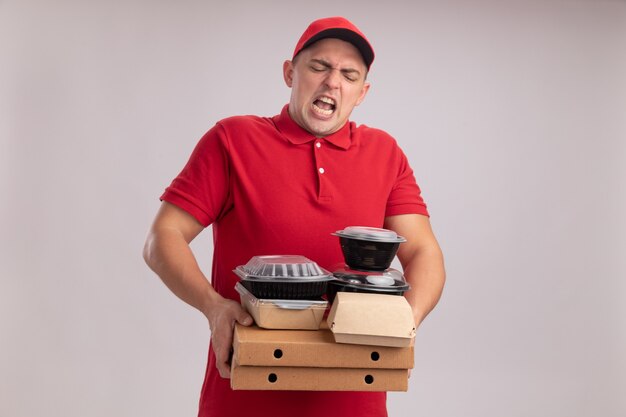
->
xmin=143 ymin=16 xmax=445 ymax=417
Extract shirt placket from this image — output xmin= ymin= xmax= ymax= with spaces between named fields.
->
xmin=313 ymin=139 xmax=333 ymax=203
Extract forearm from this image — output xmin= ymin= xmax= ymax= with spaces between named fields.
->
xmin=402 ymin=247 xmax=445 ymax=326
xmin=143 ymin=227 xmax=221 ymax=318
xmin=143 ymin=202 xmax=252 ymax=378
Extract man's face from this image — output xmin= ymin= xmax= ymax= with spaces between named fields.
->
xmin=283 ymin=38 xmax=370 ymax=137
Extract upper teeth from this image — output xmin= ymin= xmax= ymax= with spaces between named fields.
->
xmin=319 ymin=97 xmax=335 ymax=105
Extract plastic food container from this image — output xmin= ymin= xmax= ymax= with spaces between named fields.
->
xmin=333 ymin=227 xmax=406 ymax=271
xmin=234 ymin=255 xmax=333 ymax=300
xmin=327 ymin=267 xmax=410 ymax=303
xmin=235 ymin=282 xmax=328 ymax=330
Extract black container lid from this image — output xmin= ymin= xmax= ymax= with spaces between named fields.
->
xmin=331 ymin=266 xmax=410 ymax=292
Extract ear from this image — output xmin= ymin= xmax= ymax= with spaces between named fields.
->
xmin=355 ymin=81 xmax=371 ymax=106
xmin=283 ymin=60 xmax=294 ymax=87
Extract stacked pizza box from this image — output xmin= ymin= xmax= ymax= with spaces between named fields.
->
xmin=230 ymin=292 xmax=416 ymax=391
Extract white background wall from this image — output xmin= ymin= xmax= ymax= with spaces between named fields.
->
xmin=1 ymin=1 xmax=625 ymax=416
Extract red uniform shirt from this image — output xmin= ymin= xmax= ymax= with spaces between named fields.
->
xmin=161 ymin=105 xmax=429 ymax=417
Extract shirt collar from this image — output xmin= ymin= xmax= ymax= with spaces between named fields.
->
xmin=272 ymin=104 xmax=352 ymax=150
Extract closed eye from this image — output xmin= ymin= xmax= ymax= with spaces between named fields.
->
xmin=308 ymin=59 xmax=363 ymax=81
xmin=342 ymin=71 xmax=359 ymax=82
xmin=309 ymin=59 xmax=332 ymax=72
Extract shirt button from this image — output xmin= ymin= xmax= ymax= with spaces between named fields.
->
xmin=319 ymin=167 xmax=325 ymax=174
xmin=316 ymin=142 xmax=322 ymax=148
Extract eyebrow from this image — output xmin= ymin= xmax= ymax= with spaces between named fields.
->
xmin=310 ymin=58 xmax=362 ymax=77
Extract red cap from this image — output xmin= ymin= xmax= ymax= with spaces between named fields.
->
xmin=292 ymin=17 xmax=375 ymax=70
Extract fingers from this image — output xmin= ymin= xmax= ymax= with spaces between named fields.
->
xmin=208 ymin=298 xmax=254 ymax=378
xmin=213 ymin=323 xmax=234 ymax=378
xmin=236 ymin=309 xmax=253 ymax=326
xmin=215 ymin=351 xmax=232 ymax=378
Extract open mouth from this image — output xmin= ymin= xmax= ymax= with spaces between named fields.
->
xmin=312 ymin=96 xmax=336 ymax=116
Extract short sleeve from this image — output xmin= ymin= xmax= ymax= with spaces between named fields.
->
xmin=385 ymin=148 xmax=429 ymax=218
xmin=160 ymin=123 xmax=232 ymax=227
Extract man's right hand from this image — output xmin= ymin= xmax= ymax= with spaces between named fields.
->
xmin=204 ymin=295 xmax=253 ymax=378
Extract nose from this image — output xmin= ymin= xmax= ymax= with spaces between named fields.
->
xmin=324 ymin=68 xmax=341 ymax=89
